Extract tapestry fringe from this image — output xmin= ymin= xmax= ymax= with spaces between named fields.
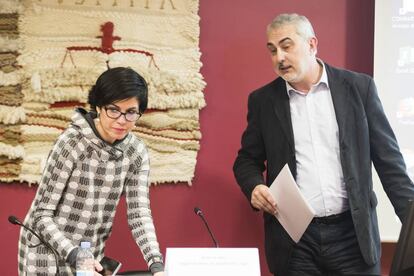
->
xmin=0 ymin=105 xmax=25 ymax=124
xmin=0 ymin=141 xmax=25 ymax=159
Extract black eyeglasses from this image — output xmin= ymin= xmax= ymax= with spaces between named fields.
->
xmin=103 ymin=106 xmax=142 ymax=122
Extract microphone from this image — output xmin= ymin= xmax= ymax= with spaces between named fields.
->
xmin=8 ymin=215 xmax=61 ymax=275
xmin=193 ymin=207 xmax=219 ymax=248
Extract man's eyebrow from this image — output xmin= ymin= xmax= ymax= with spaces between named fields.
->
xmin=278 ymin=37 xmax=292 ymax=45
xmin=267 ymin=37 xmax=292 ymax=48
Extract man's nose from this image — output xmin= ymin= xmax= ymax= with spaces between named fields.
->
xmin=275 ymin=50 xmax=285 ymax=64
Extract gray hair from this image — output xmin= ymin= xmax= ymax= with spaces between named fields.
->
xmin=267 ymin=13 xmax=315 ymax=40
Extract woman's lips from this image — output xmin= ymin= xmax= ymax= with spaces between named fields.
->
xmin=113 ymin=128 xmax=126 ymax=133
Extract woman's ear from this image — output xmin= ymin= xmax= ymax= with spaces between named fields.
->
xmin=96 ymin=106 xmax=102 ymax=116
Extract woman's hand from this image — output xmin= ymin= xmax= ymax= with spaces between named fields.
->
xmin=94 ymin=260 xmax=103 ymax=276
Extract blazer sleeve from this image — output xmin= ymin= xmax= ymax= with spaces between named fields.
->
xmin=366 ymin=78 xmax=414 ymax=220
xmin=233 ymin=92 xmax=267 ymax=202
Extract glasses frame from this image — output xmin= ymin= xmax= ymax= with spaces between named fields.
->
xmin=103 ymin=106 xmax=142 ymax=122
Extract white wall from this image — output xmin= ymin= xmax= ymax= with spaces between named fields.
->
xmin=374 ymin=0 xmax=414 ymax=241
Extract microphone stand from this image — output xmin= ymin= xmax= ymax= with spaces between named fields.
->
xmin=8 ymin=216 xmax=60 ymax=276
xmin=194 ymin=207 xmax=219 ymax=248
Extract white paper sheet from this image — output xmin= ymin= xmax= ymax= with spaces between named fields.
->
xmin=165 ymin=248 xmax=260 ymax=276
xmin=268 ymin=164 xmax=315 ymax=243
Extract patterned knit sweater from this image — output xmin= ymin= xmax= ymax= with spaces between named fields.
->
xmin=18 ymin=109 xmax=163 ymax=275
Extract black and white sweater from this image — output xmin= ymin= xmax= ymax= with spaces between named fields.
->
xmin=18 ymin=109 xmax=163 ymax=275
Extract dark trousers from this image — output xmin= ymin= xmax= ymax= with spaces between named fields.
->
xmin=280 ymin=211 xmax=381 ymax=276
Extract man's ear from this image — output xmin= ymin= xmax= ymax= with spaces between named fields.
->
xmin=309 ymin=36 xmax=318 ymax=55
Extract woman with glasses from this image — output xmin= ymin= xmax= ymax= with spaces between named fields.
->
xmin=18 ymin=67 xmax=164 ymax=276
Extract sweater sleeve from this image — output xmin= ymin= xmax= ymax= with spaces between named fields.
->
xmin=125 ymin=142 xmax=164 ymax=272
xmin=31 ymin=131 xmax=78 ymax=260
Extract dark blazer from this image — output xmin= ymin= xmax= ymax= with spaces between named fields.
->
xmin=233 ymin=63 xmax=414 ymax=275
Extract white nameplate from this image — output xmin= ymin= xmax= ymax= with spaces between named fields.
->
xmin=165 ymin=247 xmax=260 ymax=276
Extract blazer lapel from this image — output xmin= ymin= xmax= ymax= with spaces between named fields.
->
xmin=269 ymin=79 xmax=295 ymax=149
xmin=326 ymin=65 xmax=350 ymax=145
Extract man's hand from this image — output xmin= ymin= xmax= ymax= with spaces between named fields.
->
xmin=153 ymin=272 xmax=164 ymax=276
xmin=251 ymin=184 xmax=277 ymax=215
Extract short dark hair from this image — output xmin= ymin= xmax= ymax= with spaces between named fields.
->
xmin=88 ymin=67 xmax=148 ymax=114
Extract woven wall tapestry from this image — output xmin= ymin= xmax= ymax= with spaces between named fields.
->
xmin=0 ymin=0 xmax=206 ymax=185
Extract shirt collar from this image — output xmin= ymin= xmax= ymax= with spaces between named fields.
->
xmin=286 ymin=59 xmax=329 ymax=97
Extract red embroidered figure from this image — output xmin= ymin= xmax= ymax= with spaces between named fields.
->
xmin=97 ymin=22 xmax=120 ymax=54
xmin=61 ymin=21 xmax=159 ymax=69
